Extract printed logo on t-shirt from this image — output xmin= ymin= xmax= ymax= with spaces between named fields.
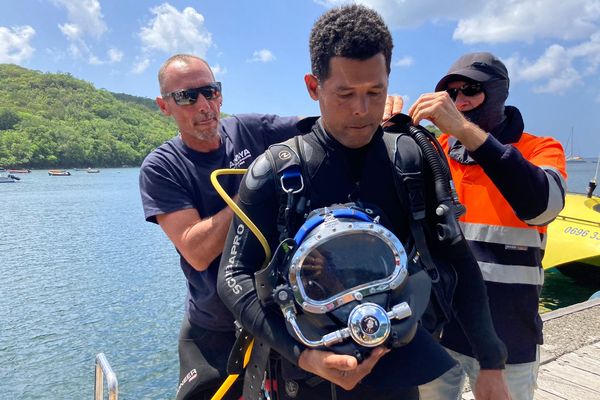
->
xmin=230 ymin=149 xmax=252 ymax=168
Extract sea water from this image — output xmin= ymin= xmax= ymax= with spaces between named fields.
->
xmin=0 ymin=163 xmax=598 ymax=399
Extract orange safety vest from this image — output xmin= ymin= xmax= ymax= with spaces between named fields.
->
xmin=439 ymin=132 xmax=567 ymax=286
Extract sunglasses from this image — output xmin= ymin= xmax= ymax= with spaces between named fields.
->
xmin=446 ymin=83 xmax=483 ymax=101
xmin=163 ymin=82 xmax=222 ymax=105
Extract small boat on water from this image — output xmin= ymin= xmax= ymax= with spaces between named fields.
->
xmin=86 ymin=168 xmax=100 ymax=173
xmin=565 ymin=128 xmax=586 ymax=163
xmin=48 ymin=169 xmax=71 ymax=176
xmin=544 ymin=162 xmax=600 ymax=283
xmin=7 ymin=169 xmax=31 ymax=173
xmin=566 ymin=155 xmax=586 ymax=163
xmin=0 ymin=172 xmax=20 ymax=183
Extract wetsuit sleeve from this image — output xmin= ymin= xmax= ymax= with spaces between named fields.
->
xmin=441 ymin=237 xmax=508 ymax=369
xmin=470 ymin=134 xmax=567 ymax=225
xmin=217 ymin=153 xmax=306 ymax=364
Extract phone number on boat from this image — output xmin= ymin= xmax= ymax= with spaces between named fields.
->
xmin=563 ymin=226 xmax=600 ymax=240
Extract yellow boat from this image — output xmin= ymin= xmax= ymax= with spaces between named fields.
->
xmin=543 ymin=189 xmax=600 ymax=281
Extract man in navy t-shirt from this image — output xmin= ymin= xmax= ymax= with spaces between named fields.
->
xmin=139 ymin=54 xmax=299 ymax=400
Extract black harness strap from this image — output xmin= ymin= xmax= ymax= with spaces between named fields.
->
xmin=243 ymin=338 xmax=271 ymax=399
xmin=227 ymin=322 xmax=254 ymax=375
xmin=267 ymin=136 xmax=308 ymax=242
xmin=243 ymin=136 xmax=312 ymax=400
xmin=382 ymin=132 xmax=440 ymax=281
xmin=382 ymin=131 xmax=455 ymax=333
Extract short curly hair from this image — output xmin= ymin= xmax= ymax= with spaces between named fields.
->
xmin=309 ymin=4 xmax=393 ymax=81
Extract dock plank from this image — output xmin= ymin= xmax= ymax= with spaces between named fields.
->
xmin=539 ymin=363 xmax=600 ymax=392
xmin=464 ymin=300 xmax=600 ymax=400
xmin=534 ymin=343 xmax=600 ymax=400
xmin=535 ymin=369 xmax=599 ymax=400
xmin=533 ymin=388 xmax=566 ymax=400
xmin=559 ymin=349 xmax=600 ymax=374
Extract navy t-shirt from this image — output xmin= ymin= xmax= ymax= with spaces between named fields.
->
xmin=139 ymin=114 xmax=299 ymax=331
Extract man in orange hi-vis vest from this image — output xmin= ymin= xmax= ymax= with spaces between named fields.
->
xmin=409 ymin=53 xmax=567 ymax=400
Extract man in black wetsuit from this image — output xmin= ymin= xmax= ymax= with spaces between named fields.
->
xmin=218 ymin=5 xmax=509 ymax=400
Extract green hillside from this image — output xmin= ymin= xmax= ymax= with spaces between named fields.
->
xmin=0 ymin=64 xmax=178 ymax=168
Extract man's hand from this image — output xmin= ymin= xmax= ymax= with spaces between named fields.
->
xmin=473 ymin=369 xmax=511 ymax=400
xmin=382 ymin=95 xmax=404 ymax=127
xmin=408 ymin=91 xmax=488 ymax=151
xmin=298 ymin=347 xmax=389 ymax=390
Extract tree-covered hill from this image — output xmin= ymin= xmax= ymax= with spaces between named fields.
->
xmin=0 ymin=64 xmax=179 ymax=168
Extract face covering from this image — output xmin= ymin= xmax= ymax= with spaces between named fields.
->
xmin=463 ymin=78 xmax=509 ymax=134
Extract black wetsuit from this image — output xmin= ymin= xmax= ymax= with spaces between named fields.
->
xmin=217 ymin=119 xmax=506 ymax=399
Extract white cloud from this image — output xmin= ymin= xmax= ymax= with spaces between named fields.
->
xmin=86 ymin=48 xmax=123 ymax=65
xmin=454 ymin=0 xmax=600 ymax=44
xmin=53 ymin=0 xmax=107 ymax=64
xmin=132 ymin=58 xmax=151 ymax=74
xmin=53 ymin=0 xmax=107 ymax=38
xmin=394 ymin=56 xmax=414 ymax=67
xmin=211 ymin=64 xmax=227 ymax=78
xmin=247 ymin=49 xmax=276 ymax=63
xmin=139 ymin=3 xmax=212 ymax=56
xmin=58 ymin=23 xmax=81 ymax=41
xmin=89 ymin=54 xmax=102 ymax=65
xmin=505 ymin=31 xmax=600 ymax=93
xmin=108 ymin=48 xmax=123 ymax=63
xmin=0 ymin=26 xmax=35 ymax=64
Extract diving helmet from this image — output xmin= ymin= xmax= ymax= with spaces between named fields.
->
xmin=268 ymin=204 xmax=432 ymax=360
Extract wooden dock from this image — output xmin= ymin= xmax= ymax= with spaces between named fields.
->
xmin=461 ymin=298 xmax=600 ymax=399
xmin=535 ymin=298 xmax=600 ymax=399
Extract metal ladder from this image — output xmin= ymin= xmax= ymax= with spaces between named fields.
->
xmin=94 ymin=353 xmax=118 ymax=400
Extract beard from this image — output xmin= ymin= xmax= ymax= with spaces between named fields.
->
xmin=189 ymin=112 xmax=220 ymax=141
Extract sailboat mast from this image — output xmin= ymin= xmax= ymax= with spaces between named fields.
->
xmin=570 ymin=127 xmax=574 ymax=157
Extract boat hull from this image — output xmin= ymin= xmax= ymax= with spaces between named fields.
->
xmin=48 ymin=170 xmax=71 ymax=176
xmin=544 ymin=193 xmax=600 ymax=278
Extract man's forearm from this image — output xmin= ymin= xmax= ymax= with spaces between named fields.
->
xmin=183 ymin=205 xmax=234 ymax=269
xmin=450 ymin=120 xmax=489 ymax=151
xmin=158 ymin=205 xmax=234 ymax=271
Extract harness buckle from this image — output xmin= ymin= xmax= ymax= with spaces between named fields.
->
xmin=280 ymin=168 xmax=304 ymax=195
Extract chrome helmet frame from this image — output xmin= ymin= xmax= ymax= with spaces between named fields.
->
xmin=288 ymin=208 xmax=409 ymax=315
xmin=274 ymin=207 xmax=414 ymax=349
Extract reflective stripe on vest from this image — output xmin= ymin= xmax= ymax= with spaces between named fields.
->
xmin=438 ymin=132 xmax=567 ymax=286
xmin=478 ymin=261 xmax=545 ymax=286
xmin=460 ymin=221 xmax=546 ymax=285
xmin=524 ymin=166 xmax=567 ymax=226
xmin=460 ymin=222 xmax=546 ymax=248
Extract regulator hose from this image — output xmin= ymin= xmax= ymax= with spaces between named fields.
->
xmin=388 ymin=113 xmax=465 ymax=245
xmin=209 ymin=168 xmax=272 ymax=400
xmin=210 ymin=168 xmax=272 ymax=265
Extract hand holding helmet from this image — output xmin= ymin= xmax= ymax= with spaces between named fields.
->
xmin=263 ymin=204 xmax=432 ymax=362
xmin=298 ymin=347 xmax=389 ymax=391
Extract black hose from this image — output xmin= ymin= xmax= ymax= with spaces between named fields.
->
xmin=383 ymin=113 xmax=465 ymax=244
xmin=408 ymin=125 xmax=452 ymax=204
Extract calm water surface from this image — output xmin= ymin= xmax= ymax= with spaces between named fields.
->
xmin=0 ymin=162 xmax=598 ymax=399
xmin=1 ymin=169 xmax=183 ymax=399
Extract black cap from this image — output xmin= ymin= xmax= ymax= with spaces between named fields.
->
xmin=435 ymin=52 xmax=509 ymax=92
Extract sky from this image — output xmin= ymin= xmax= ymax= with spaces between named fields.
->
xmin=1 ymin=0 xmax=599 ymax=156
